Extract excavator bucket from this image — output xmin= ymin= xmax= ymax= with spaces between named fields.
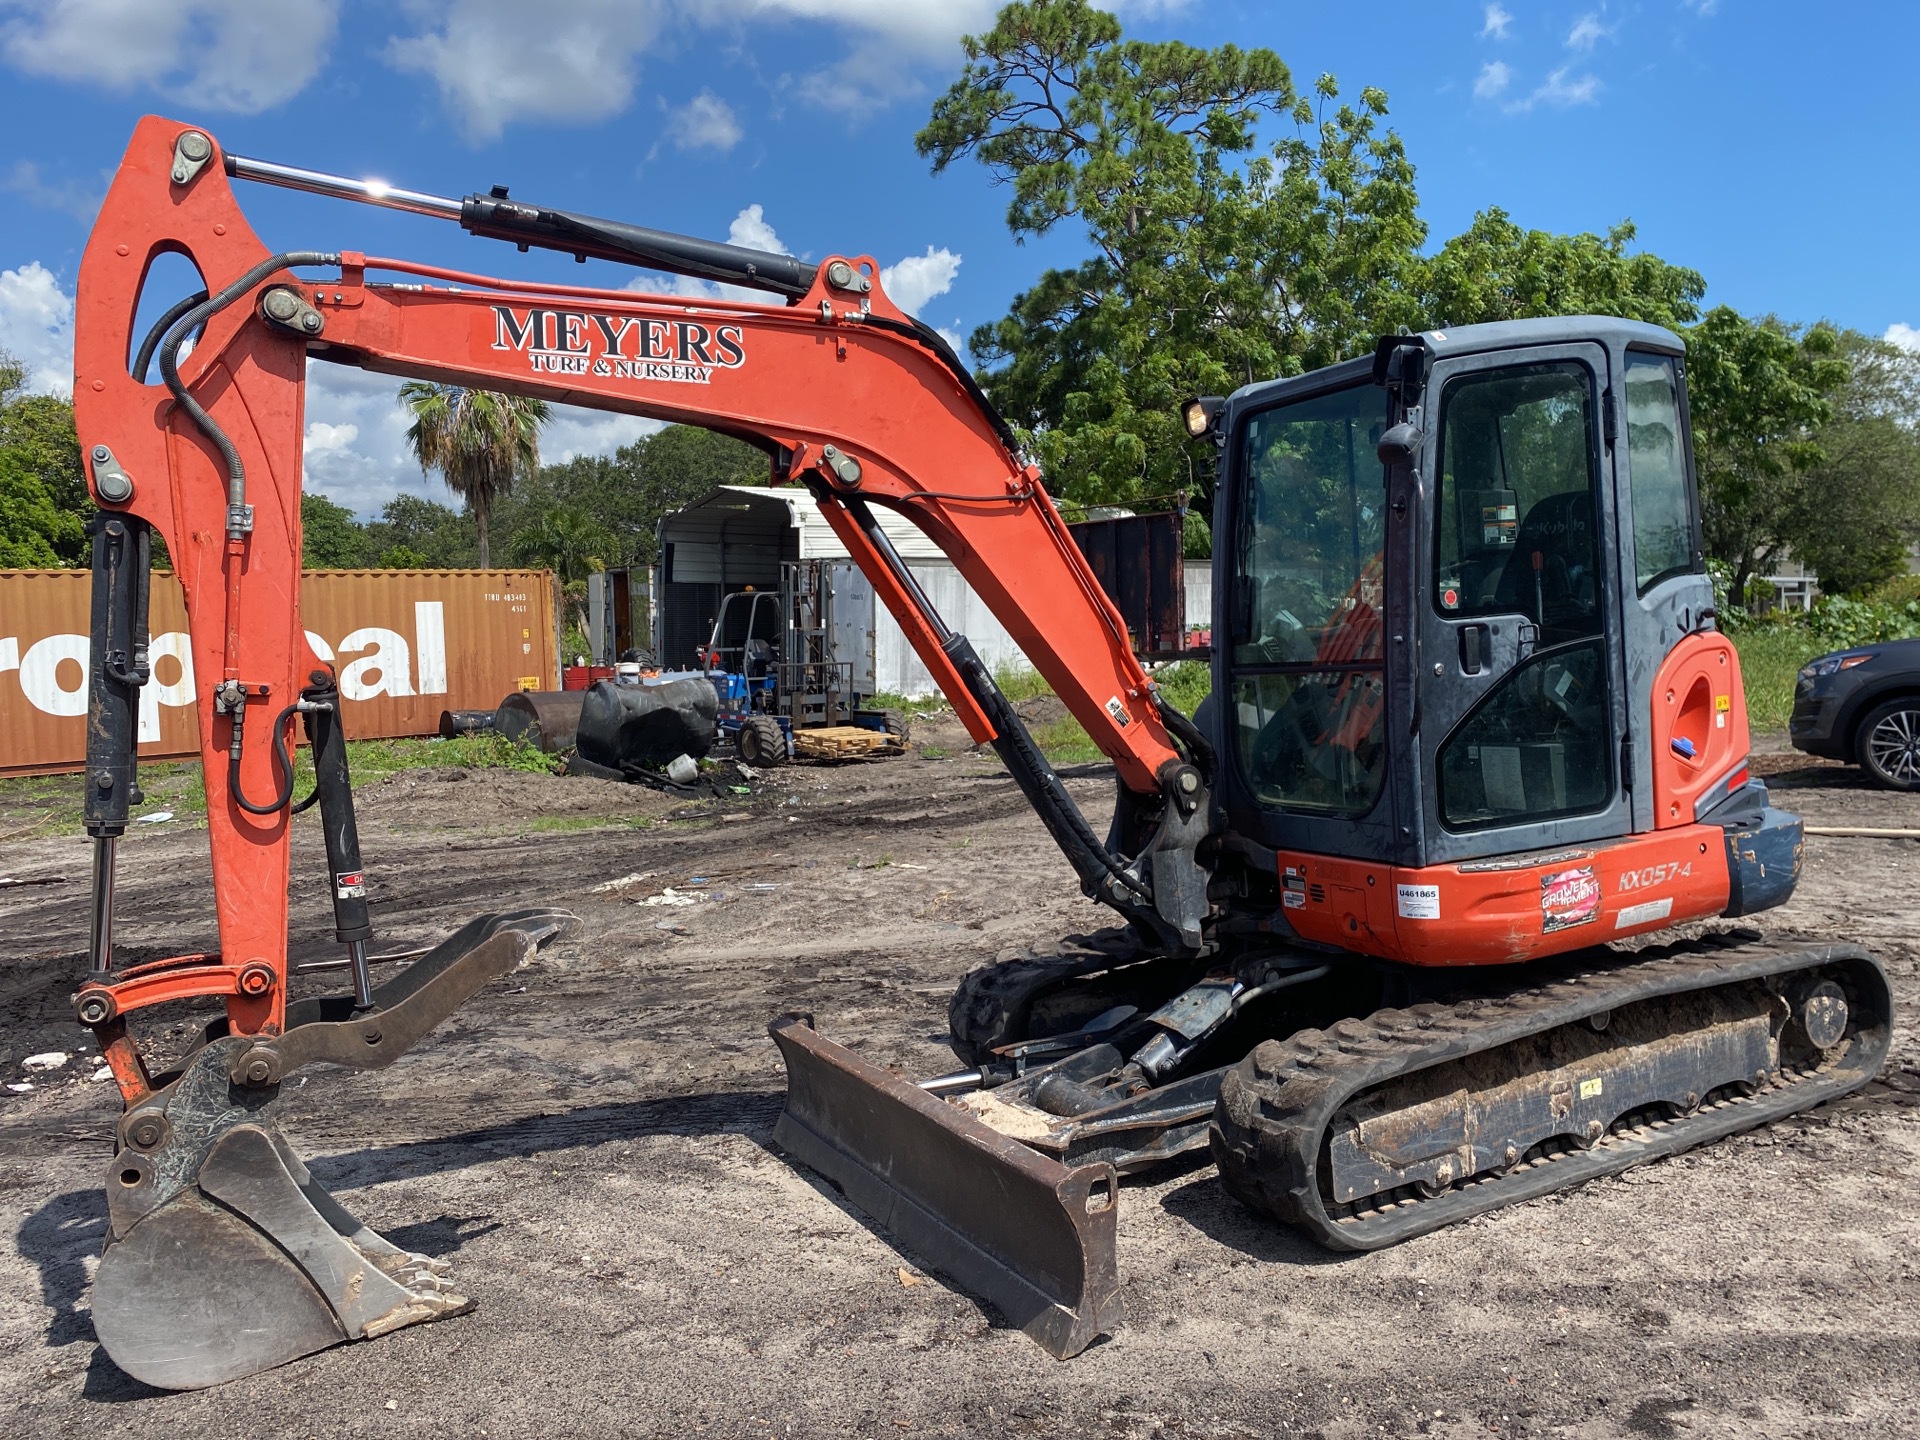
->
xmin=90 ymin=909 xmax=574 ymax=1390
xmin=769 ymin=1015 xmax=1120 ymax=1359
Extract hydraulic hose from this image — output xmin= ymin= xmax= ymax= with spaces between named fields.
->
xmin=228 ymin=700 xmax=302 ymax=816
xmin=131 ymin=288 xmax=209 ymax=384
xmin=157 ymin=250 xmax=339 ymax=533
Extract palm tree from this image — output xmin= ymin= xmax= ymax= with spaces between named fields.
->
xmin=400 ymin=383 xmax=548 ymax=567
xmin=510 ymin=503 xmax=612 ymax=631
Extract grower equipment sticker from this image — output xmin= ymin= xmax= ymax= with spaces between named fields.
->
xmin=1541 ymin=865 xmax=1601 ymax=932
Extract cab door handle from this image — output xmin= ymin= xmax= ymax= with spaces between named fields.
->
xmin=1459 ymin=623 xmax=1489 ymax=675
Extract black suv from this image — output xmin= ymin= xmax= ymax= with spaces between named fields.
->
xmin=1789 ymin=637 xmax=1920 ymax=790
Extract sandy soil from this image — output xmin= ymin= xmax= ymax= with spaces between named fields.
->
xmin=2 ymin=731 xmax=1917 ymax=1440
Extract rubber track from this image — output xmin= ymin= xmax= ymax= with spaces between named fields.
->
xmin=948 ymin=954 xmax=1114 ymax=1066
xmin=1209 ymin=930 xmax=1892 ymax=1251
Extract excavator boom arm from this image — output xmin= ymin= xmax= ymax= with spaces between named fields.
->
xmin=72 ymin=116 xmax=1210 ymax=1057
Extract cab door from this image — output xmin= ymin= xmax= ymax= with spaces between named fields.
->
xmin=1413 ymin=342 xmax=1632 ymax=865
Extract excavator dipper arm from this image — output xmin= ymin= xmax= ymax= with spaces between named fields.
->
xmin=69 ymin=117 xmax=1209 ymax=1383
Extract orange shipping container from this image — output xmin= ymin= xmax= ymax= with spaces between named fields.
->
xmin=0 ymin=568 xmax=557 ymax=775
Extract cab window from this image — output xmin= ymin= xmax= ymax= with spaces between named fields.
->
xmin=1432 ymin=361 xmax=1602 ymax=647
xmin=1623 ymin=352 xmax=1696 ymax=592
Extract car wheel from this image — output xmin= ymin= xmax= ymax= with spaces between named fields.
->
xmin=1855 ymin=697 xmax=1920 ymax=791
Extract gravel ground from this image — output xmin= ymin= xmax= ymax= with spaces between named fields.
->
xmin=1 ymin=731 xmax=1916 ymax=1440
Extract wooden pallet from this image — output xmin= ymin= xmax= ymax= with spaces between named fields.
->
xmin=791 ymin=726 xmax=906 ymax=760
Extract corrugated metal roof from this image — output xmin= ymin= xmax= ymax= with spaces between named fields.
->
xmin=706 ymin=485 xmax=948 ymax=563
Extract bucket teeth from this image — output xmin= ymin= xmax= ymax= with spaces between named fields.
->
xmin=93 ymin=1116 xmax=474 ymax=1389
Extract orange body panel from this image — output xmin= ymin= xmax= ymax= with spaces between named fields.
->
xmin=1275 ymin=826 xmax=1731 ymax=967
xmin=1649 ymin=630 xmax=1749 ymax=826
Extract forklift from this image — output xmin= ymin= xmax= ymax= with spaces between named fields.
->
xmin=700 ymin=560 xmax=906 ymax=765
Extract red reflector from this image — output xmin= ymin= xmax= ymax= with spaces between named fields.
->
xmin=1726 ymin=766 xmax=1749 ymax=791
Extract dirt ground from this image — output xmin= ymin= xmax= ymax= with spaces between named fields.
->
xmin=2 ymin=724 xmax=1917 ymax=1440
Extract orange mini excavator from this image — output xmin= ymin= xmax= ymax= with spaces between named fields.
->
xmin=67 ymin=118 xmax=1890 ymax=1387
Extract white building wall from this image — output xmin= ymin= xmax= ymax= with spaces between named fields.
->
xmin=874 ymin=564 xmax=1217 ymax=699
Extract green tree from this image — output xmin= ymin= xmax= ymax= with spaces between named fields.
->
xmin=496 ymin=424 xmax=767 ymax=569
xmin=922 ymin=3 xmax=1424 ymax=511
xmin=1777 ymin=330 xmax=1920 ymax=595
xmin=0 ymin=352 xmax=88 ymax=565
xmin=1416 ymin=211 xmax=1705 ymax=332
xmin=400 ymin=384 xmax=549 ymax=567
xmin=364 ymin=494 xmax=478 ymax=568
xmin=1685 ymin=308 xmax=1849 ymax=600
xmin=628 ymin=424 xmax=768 ymax=556
xmin=300 ymin=492 xmax=375 ymax=568
xmin=0 ymin=450 xmax=77 ymax=566
xmin=509 ymin=503 xmax=612 ymax=629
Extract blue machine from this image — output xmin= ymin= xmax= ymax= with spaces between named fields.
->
xmin=698 ymin=571 xmax=903 ymax=766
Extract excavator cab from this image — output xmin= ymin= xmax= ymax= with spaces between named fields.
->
xmin=1209 ymin=319 xmax=1791 ymax=960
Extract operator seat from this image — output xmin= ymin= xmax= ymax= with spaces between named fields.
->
xmin=1492 ymin=490 xmax=1599 ymax=642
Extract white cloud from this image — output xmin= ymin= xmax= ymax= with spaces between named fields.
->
xmin=0 ymin=0 xmax=339 ymax=112
xmin=302 ymin=363 xmax=658 ymax=520
xmin=879 ymin=247 xmax=962 ymax=318
xmin=384 ymin=0 xmax=996 ymax=138
xmin=302 ymin=363 xmax=426 ymax=517
xmin=386 ymin=0 xmax=668 ymax=143
xmin=1474 ymin=61 xmax=1512 ymax=101
xmin=666 ymin=90 xmax=743 ymax=153
xmin=728 ymin=203 xmax=788 ymax=256
xmin=1510 ymin=66 xmax=1602 ymax=111
xmin=1481 ymin=3 xmax=1512 ymax=39
xmin=1566 ymin=13 xmax=1611 ymax=52
xmin=1886 ymin=324 xmax=1920 ymax=354
xmin=304 ymin=420 xmax=360 ymax=453
xmin=2 ymin=160 xmax=103 ymax=224
xmin=0 ymin=262 xmax=75 ymax=397
xmin=697 ymin=0 xmax=995 ymax=116
xmin=623 ymin=204 xmax=792 ymax=302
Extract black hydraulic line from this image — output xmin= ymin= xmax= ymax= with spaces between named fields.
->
xmin=131 ymin=289 xmax=209 ymax=384
xmin=228 ymin=700 xmax=301 ymax=816
xmin=1155 ymin=693 xmax=1216 ymax=781
xmin=157 ymin=250 xmax=339 ymax=532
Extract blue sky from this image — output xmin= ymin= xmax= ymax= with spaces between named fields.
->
xmin=2 ymin=0 xmax=1915 ymax=518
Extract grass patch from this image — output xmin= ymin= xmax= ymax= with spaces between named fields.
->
xmin=525 ymin=813 xmax=649 ymax=834
xmin=1153 ymin=660 xmax=1213 ymax=716
xmin=0 ymin=733 xmax=561 ymax=841
xmin=1733 ymin=629 xmax=1824 ymax=734
xmin=1030 ymin=715 xmax=1102 ymax=764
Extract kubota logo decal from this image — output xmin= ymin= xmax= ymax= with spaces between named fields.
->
xmin=490 ymin=305 xmax=746 ymax=385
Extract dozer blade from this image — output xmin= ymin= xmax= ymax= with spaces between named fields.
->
xmin=769 ymin=1014 xmax=1119 ymax=1359
xmin=91 ymin=908 xmax=573 ymax=1390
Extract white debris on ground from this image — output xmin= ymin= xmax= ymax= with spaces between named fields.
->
xmin=22 ymin=1052 xmax=69 ymax=1070
xmin=591 ymin=871 xmax=658 ymax=893
xmin=637 ymin=888 xmax=704 ymax=908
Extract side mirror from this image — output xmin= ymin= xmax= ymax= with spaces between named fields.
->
xmin=1376 ymin=422 xmax=1420 ymax=469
